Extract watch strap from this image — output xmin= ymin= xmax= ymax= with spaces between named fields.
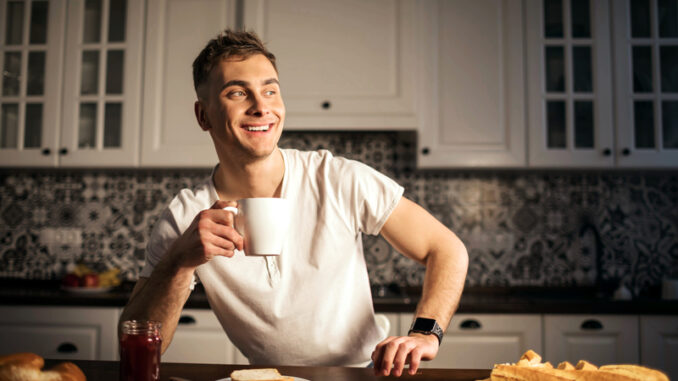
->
xmin=408 ymin=317 xmax=443 ymax=345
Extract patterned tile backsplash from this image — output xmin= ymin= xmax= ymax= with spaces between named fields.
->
xmin=1 ymin=132 xmax=677 ymax=297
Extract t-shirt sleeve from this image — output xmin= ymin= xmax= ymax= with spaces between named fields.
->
xmin=330 ymin=156 xmax=404 ymax=236
xmin=140 ymin=207 xmax=198 ymax=289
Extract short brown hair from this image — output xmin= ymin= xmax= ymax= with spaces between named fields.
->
xmin=192 ymin=29 xmax=277 ymax=94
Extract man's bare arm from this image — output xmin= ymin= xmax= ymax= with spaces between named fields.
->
xmin=118 ymin=200 xmax=243 ymax=353
xmin=372 ymin=197 xmax=468 ymax=377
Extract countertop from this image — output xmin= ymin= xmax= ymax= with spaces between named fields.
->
xmin=44 ymin=359 xmax=491 ymax=381
xmin=1 ymin=279 xmax=677 ymax=314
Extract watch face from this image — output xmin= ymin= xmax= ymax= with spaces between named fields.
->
xmin=412 ymin=318 xmax=436 ymax=332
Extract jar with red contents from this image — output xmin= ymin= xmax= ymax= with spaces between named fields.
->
xmin=119 ymin=320 xmax=162 ymax=381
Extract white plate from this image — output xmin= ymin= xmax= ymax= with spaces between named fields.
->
xmin=61 ymin=286 xmax=113 ymax=294
xmin=216 ymin=377 xmax=309 ymax=381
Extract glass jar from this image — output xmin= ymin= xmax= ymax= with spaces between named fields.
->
xmin=119 ymin=320 xmax=162 ymax=381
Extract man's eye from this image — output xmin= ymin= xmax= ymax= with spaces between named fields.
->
xmin=265 ymin=90 xmax=276 ymax=96
xmin=229 ymin=90 xmax=245 ymax=97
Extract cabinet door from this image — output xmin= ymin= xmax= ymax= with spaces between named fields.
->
xmin=0 ymin=0 xmax=66 ymax=167
xmin=544 ymin=314 xmax=639 ymax=365
xmin=417 ymin=0 xmax=526 ymax=168
xmin=59 ymin=0 xmax=144 ymax=166
xmin=640 ymin=315 xmax=678 ymax=380
xmin=140 ymin=0 xmax=234 ymax=167
xmin=243 ymin=0 xmax=418 ymax=131
xmin=612 ymin=0 xmax=678 ymax=167
xmin=162 ymin=309 xmax=246 ymax=364
xmin=400 ymin=313 xmax=542 ymax=369
xmin=527 ymin=0 xmax=615 ymax=167
xmin=0 ymin=306 xmax=120 ymax=361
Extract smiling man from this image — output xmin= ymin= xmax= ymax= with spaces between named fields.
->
xmin=120 ymin=29 xmax=468 ymax=377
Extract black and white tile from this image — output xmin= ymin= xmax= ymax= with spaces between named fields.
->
xmin=1 ymin=132 xmax=677 ymax=297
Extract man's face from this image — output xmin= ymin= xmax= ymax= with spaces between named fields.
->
xmin=198 ymin=54 xmax=285 ymax=161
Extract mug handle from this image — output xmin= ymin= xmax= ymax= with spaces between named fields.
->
xmin=223 ymin=206 xmax=239 ymax=215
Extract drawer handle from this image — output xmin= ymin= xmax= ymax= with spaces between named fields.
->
xmin=57 ymin=342 xmax=78 ymax=354
xmin=580 ymin=319 xmax=603 ymax=330
xmin=178 ymin=315 xmax=196 ymax=325
xmin=459 ymin=319 xmax=482 ymax=330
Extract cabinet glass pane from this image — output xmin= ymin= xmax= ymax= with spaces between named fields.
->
xmin=83 ymin=0 xmax=102 ymax=43
xmin=544 ymin=0 xmax=564 ymax=38
xmin=29 ymin=1 xmax=48 ymax=44
xmin=80 ymin=51 xmax=99 ymax=95
xmin=24 ymin=103 xmax=42 ymax=148
xmin=105 ymin=50 xmax=124 ymax=94
xmin=633 ymin=46 xmax=653 ymax=93
xmin=547 ymin=101 xmax=567 ymax=148
xmin=108 ymin=0 xmax=127 ymax=42
xmin=104 ymin=103 xmax=121 ymax=147
xmin=546 ymin=46 xmax=565 ymax=92
xmin=0 ymin=103 xmax=19 ymax=148
xmin=2 ymin=52 xmax=21 ymax=96
xmin=634 ymin=100 xmax=655 ymax=148
xmin=631 ymin=0 xmax=652 ymax=37
xmin=658 ymin=0 xmax=678 ymax=37
xmin=573 ymin=46 xmax=592 ymax=92
xmin=660 ymin=46 xmax=678 ymax=92
xmin=663 ymin=101 xmax=678 ymax=148
xmin=574 ymin=101 xmax=594 ymax=148
xmin=571 ymin=0 xmax=591 ymax=38
xmin=78 ymin=103 xmax=97 ymax=148
xmin=5 ymin=1 xmax=24 ymax=45
xmin=27 ymin=51 xmax=45 ymax=95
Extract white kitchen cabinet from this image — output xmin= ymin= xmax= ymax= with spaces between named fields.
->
xmin=640 ymin=315 xmax=678 ymax=380
xmin=526 ymin=0 xmax=616 ymax=168
xmin=544 ymin=314 xmax=639 ymax=366
xmin=140 ymin=0 xmax=235 ymax=167
xmin=243 ymin=0 xmax=420 ymax=131
xmin=400 ymin=313 xmax=542 ymax=369
xmin=611 ymin=0 xmax=678 ymax=167
xmin=0 ymin=306 xmax=120 ymax=361
xmin=162 ymin=308 xmax=247 ymax=364
xmin=417 ymin=0 xmax=526 ymax=169
xmin=0 ymin=0 xmax=144 ymax=167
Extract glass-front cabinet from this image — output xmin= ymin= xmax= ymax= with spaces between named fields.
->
xmin=613 ymin=0 xmax=678 ymax=167
xmin=0 ymin=0 xmax=65 ymax=166
xmin=527 ymin=0 xmax=615 ymax=167
xmin=0 ymin=0 xmax=142 ymax=167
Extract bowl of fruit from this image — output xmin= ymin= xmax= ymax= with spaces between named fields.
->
xmin=61 ymin=264 xmax=121 ymax=294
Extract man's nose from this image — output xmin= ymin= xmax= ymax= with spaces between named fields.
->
xmin=247 ymin=94 xmax=269 ymax=116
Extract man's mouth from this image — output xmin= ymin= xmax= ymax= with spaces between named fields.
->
xmin=242 ymin=124 xmax=272 ymax=132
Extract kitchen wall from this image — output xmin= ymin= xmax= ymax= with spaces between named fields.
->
xmin=1 ymin=131 xmax=676 ymax=297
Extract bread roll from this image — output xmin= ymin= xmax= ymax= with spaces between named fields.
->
xmin=230 ymin=368 xmax=293 ymax=381
xmin=0 ymin=353 xmax=86 ymax=381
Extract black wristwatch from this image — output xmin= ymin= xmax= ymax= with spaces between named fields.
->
xmin=408 ymin=317 xmax=443 ymax=345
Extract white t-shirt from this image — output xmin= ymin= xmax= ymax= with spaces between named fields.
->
xmin=140 ymin=148 xmax=404 ymax=366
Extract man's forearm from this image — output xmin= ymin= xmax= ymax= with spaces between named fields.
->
xmin=414 ymin=238 xmax=468 ymax=332
xmin=118 ymin=257 xmax=194 ymax=353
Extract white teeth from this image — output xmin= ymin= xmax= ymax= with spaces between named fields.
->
xmin=245 ymin=125 xmax=270 ymax=131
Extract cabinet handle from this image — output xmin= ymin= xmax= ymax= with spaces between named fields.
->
xmin=56 ymin=342 xmax=78 ymax=354
xmin=621 ymin=148 xmax=631 ymax=156
xmin=178 ymin=315 xmax=196 ymax=325
xmin=580 ymin=319 xmax=603 ymax=330
xmin=59 ymin=147 xmax=68 ymax=155
xmin=421 ymin=147 xmax=430 ymax=155
xmin=41 ymin=148 xmax=51 ymax=156
xmin=602 ymin=148 xmax=611 ymax=156
xmin=321 ymin=101 xmax=331 ymax=110
xmin=459 ymin=319 xmax=482 ymax=330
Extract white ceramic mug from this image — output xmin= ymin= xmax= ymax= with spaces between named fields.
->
xmin=224 ymin=198 xmax=290 ymax=256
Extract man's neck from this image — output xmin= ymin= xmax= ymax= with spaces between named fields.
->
xmin=213 ymin=147 xmax=285 ymax=201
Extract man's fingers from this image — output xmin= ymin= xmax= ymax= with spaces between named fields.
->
xmin=378 ymin=338 xmax=404 ymax=376
xmin=210 ymin=224 xmax=244 ymax=251
xmin=408 ymin=347 xmax=423 ymax=375
xmin=392 ymin=342 xmax=415 ymax=377
xmin=372 ymin=336 xmax=396 ymax=375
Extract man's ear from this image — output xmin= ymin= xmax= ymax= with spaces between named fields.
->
xmin=195 ymin=100 xmax=210 ymax=131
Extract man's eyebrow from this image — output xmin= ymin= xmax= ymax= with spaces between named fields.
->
xmin=221 ymin=78 xmax=279 ymax=91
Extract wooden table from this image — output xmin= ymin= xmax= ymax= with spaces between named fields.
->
xmin=45 ymin=359 xmax=491 ymax=381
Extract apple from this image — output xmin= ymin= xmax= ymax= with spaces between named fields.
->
xmin=80 ymin=273 xmax=99 ymax=288
xmin=62 ymin=273 xmax=80 ymax=288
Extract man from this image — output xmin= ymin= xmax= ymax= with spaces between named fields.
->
xmin=120 ymin=29 xmax=468 ymax=377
